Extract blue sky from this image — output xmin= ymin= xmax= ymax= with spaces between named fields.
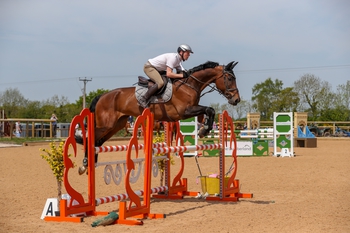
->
xmin=0 ymin=0 xmax=349 ymax=106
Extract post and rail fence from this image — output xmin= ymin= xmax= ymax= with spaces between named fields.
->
xmin=0 ymin=119 xmax=60 ymax=139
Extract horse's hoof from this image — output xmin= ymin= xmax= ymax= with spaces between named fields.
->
xmin=198 ymin=127 xmax=207 ymax=138
xmin=78 ymin=166 xmax=87 ymax=175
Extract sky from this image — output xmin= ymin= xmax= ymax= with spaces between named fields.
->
xmin=0 ymin=0 xmax=349 ymax=107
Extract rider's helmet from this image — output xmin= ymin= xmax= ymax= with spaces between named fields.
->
xmin=177 ymin=44 xmax=194 ymax=54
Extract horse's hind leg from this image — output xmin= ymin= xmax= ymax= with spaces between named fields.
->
xmin=184 ymin=106 xmax=215 ymax=138
xmin=78 ymin=114 xmax=130 ymax=175
xmin=78 ymin=133 xmax=108 ymax=175
xmin=78 ymin=151 xmax=99 ymax=175
xmin=79 ymin=155 xmax=87 ymax=175
xmin=77 ymin=136 xmax=89 ymax=175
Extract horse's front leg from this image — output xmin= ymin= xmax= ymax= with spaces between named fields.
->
xmin=184 ymin=106 xmax=215 ymax=138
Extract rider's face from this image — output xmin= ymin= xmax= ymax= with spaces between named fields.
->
xmin=182 ymin=51 xmax=191 ymax=61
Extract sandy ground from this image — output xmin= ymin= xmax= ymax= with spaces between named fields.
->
xmin=0 ymin=138 xmax=349 ymax=233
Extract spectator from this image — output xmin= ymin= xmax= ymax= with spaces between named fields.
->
xmin=15 ymin=121 xmax=22 ymax=137
xmin=128 ymin=116 xmax=134 ymax=128
xmin=212 ymin=121 xmax=217 ymax=130
xmin=50 ymin=114 xmax=58 ymax=137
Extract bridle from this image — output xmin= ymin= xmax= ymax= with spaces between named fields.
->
xmin=177 ymin=65 xmax=239 ymax=100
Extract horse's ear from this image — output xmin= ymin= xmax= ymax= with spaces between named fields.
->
xmin=225 ymin=61 xmax=239 ymax=70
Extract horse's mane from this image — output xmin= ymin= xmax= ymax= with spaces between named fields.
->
xmin=188 ymin=61 xmax=219 ymax=73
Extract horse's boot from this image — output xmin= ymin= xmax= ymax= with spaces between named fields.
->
xmin=143 ymin=84 xmax=158 ymax=105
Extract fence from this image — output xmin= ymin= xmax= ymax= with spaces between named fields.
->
xmin=0 ymin=119 xmax=68 ymax=139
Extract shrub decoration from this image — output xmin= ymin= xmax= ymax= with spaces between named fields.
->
xmin=40 ymin=141 xmax=74 ymax=208
xmin=153 ymin=133 xmax=175 ymax=186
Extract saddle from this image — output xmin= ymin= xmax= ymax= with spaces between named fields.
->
xmin=137 ymin=75 xmax=169 ymax=95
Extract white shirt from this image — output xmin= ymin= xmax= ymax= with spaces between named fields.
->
xmin=148 ymin=53 xmax=184 ymax=71
xmin=50 ymin=116 xmax=57 ymax=125
xmin=15 ymin=122 xmax=21 ymax=133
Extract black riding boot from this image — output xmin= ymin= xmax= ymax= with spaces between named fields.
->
xmin=143 ymin=84 xmax=158 ymax=103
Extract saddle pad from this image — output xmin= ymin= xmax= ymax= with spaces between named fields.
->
xmin=135 ymin=82 xmax=172 ymax=107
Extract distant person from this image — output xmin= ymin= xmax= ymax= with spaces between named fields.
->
xmin=15 ymin=121 xmax=22 ymax=137
xmin=243 ymin=122 xmax=247 ymax=130
xmin=128 ymin=115 xmax=134 ymax=128
xmin=212 ymin=121 xmax=217 ymax=130
xmin=50 ymin=114 xmax=58 ymax=137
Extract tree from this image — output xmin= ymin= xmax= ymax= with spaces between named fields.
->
xmin=20 ymin=101 xmax=42 ymax=119
xmin=75 ymin=89 xmax=110 ymax=109
xmin=235 ymin=98 xmax=253 ymax=120
xmin=318 ymin=106 xmax=349 ymax=121
xmin=294 ymin=74 xmax=333 ymax=120
xmin=220 ymin=97 xmax=252 ymax=120
xmin=56 ymin=103 xmax=82 ymax=123
xmin=332 ymin=81 xmax=350 ymax=120
xmin=251 ymin=78 xmax=284 ymax=120
xmin=0 ymin=88 xmax=28 ymax=117
xmin=270 ymin=87 xmax=299 ymax=113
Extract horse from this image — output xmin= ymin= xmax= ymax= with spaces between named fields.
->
xmin=123 ymin=119 xmax=163 ymax=137
xmin=77 ymin=61 xmax=240 ymax=174
xmin=153 ymin=120 xmax=164 ymax=135
xmin=123 ymin=121 xmax=132 ymax=137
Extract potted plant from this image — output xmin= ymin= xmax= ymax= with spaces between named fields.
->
xmin=40 ymin=141 xmax=73 ymax=214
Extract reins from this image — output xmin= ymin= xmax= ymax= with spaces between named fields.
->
xmin=177 ymin=65 xmax=238 ymax=100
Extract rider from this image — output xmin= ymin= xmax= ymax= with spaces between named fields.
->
xmin=142 ymin=44 xmax=193 ymax=104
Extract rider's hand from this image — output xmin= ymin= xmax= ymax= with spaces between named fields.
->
xmin=183 ymin=71 xmax=189 ymax=78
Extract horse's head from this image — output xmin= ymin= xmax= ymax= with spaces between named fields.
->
xmin=216 ymin=61 xmax=240 ymax=105
xmin=186 ymin=61 xmax=240 ymax=105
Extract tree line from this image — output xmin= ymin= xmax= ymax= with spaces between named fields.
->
xmin=209 ymin=74 xmax=349 ymax=121
xmin=1 ymin=74 xmax=349 ymax=122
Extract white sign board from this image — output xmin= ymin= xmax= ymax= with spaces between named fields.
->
xmin=237 ymin=141 xmax=253 ymax=156
xmin=41 ymin=198 xmax=58 ymax=219
xmin=225 ymin=141 xmax=253 ymax=156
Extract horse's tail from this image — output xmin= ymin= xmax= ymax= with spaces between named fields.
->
xmin=75 ymin=95 xmax=102 ymax=145
xmin=75 ymin=133 xmax=84 ymax=144
xmin=89 ymin=95 xmax=102 ymax=113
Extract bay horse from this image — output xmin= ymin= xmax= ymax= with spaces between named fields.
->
xmin=123 ymin=121 xmax=132 ymax=137
xmin=77 ymin=61 xmax=240 ymax=174
xmin=123 ymin=120 xmax=163 ymax=137
xmin=153 ymin=120 xmax=164 ymax=135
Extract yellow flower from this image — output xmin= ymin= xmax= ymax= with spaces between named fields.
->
xmin=40 ymin=141 xmax=74 ymax=182
xmin=153 ymin=133 xmax=175 ymax=172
